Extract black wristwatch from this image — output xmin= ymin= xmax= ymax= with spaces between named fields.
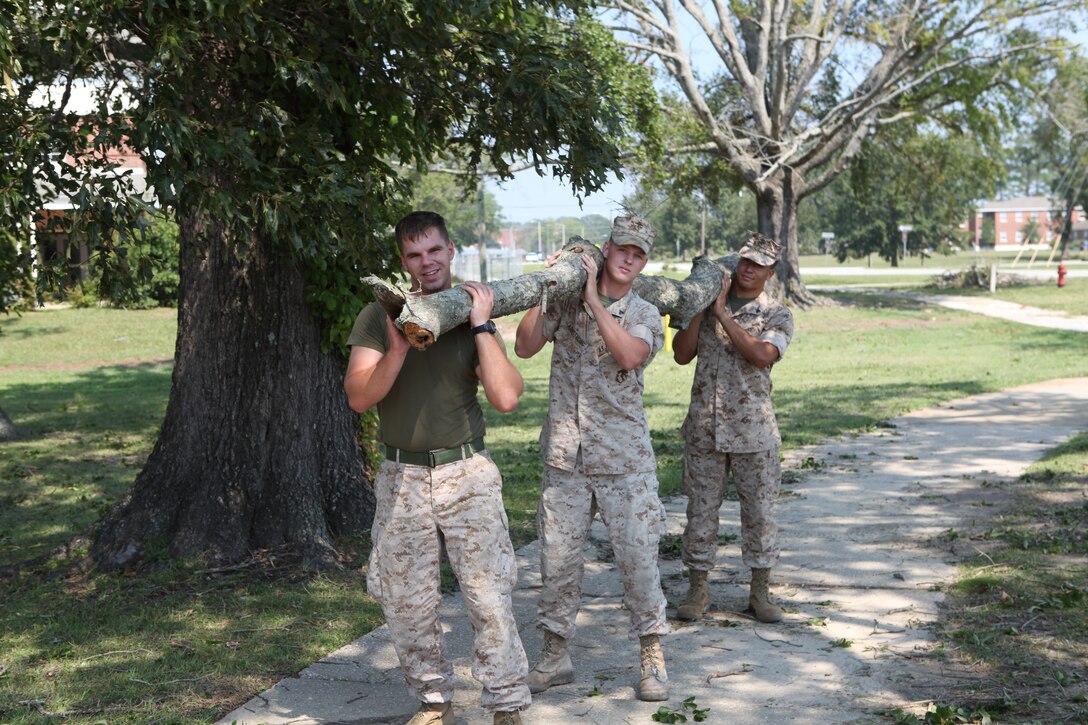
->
xmin=470 ymin=320 xmax=497 ymax=336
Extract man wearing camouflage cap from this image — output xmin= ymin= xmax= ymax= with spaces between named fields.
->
xmin=514 ymin=214 xmax=670 ymax=702
xmin=671 ymin=231 xmax=795 ymax=624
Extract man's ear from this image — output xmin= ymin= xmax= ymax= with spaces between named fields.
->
xmin=601 ymin=241 xmax=611 ymax=258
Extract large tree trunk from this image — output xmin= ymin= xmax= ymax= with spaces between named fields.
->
xmin=756 ymin=171 xmax=819 ymax=308
xmin=91 ymin=204 xmax=373 ymax=571
xmin=368 ymin=240 xmax=737 ymax=348
xmin=0 ymin=405 xmax=20 ymax=441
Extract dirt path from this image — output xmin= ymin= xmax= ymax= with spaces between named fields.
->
xmin=219 ymin=377 xmax=1088 ymax=725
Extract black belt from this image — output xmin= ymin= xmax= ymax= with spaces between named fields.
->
xmin=384 ymin=438 xmax=486 ymax=468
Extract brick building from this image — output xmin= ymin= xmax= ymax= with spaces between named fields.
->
xmin=963 ymin=196 xmax=1086 ymax=250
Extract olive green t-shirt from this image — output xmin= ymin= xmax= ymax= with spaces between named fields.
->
xmin=347 ymin=302 xmax=505 ymax=451
xmin=728 ymin=293 xmax=757 ymax=314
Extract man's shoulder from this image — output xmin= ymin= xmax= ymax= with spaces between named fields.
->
xmin=756 ymin=292 xmax=792 ymax=319
xmin=347 ymin=301 xmax=389 ymax=349
xmin=358 ymin=300 xmax=385 ymax=320
xmin=625 ymin=290 xmax=661 ymax=318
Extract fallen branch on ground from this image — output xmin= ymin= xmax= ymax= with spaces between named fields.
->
xmin=706 ymin=665 xmax=754 ymax=683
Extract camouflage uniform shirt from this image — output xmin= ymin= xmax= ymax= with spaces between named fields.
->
xmin=680 ymin=291 xmax=793 ymax=453
xmin=540 ymin=291 xmax=664 ymax=474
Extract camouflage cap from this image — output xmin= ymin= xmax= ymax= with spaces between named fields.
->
xmin=609 ymin=215 xmax=656 ymax=254
xmin=738 ymin=232 xmax=780 ymax=266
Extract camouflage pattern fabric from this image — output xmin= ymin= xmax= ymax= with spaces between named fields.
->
xmin=534 ymin=289 xmax=668 ymax=642
xmin=680 ymin=447 xmax=781 ymax=570
xmin=536 ymin=462 xmax=669 ymax=640
xmin=368 ymin=453 xmax=531 ymax=712
xmin=539 ymin=291 xmax=664 ymax=475
xmin=679 ymin=291 xmax=793 ymax=453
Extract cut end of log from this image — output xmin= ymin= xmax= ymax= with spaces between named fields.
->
xmin=403 ymin=322 xmax=434 ymax=351
xmin=365 ymin=276 xmax=407 ymax=319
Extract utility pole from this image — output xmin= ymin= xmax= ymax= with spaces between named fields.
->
xmin=700 ymin=197 xmax=707 ymax=256
xmin=476 ymin=176 xmax=488 ymax=282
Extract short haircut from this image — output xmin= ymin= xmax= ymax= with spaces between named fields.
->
xmin=394 ymin=211 xmax=450 ymax=250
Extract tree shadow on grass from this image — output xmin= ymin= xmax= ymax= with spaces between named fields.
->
xmin=775 ymin=378 xmax=991 ymax=448
xmin=0 ymin=362 xmax=172 ymax=569
xmin=824 ymin=289 xmax=933 ymax=311
xmin=2 ymin=360 xmax=172 ymax=434
xmin=0 ymin=324 xmax=69 ymax=340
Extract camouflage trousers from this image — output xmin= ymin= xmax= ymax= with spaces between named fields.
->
xmin=681 ymin=446 xmax=781 ymax=571
xmin=367 ymin=453 xmax=531 ymax=712
xmin=536 ymin=461 xmax=669 ymax=641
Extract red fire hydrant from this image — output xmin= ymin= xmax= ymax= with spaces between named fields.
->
xmin=1058 ymin=262 xmax=1067 ymax=288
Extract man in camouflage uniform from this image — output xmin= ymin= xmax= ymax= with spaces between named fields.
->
xmin=514 ymin=215 xmax=670 ymax=702
xmin=672 ymin=232 xmax=794 ymax=624
xmin=344 ymin=211 xmax=530 ymax=725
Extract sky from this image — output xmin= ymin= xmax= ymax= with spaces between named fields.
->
xmin=489 ymin=168 xmax=635 ymax=224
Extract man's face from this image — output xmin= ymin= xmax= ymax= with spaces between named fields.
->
xmin=733 ymin=257 xmax=775 ymax=296
xmin=400 ymin=226 xmax=455 ymax=294
xmin=602 ymin=241 xmax=648 ymax=286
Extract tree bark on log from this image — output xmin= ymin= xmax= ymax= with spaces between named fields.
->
xmin=366 ymin=238 xmax=738 ymax=349
xmin=366 ymin=239 xmax=597 ymax=350
xmin=90 ymin=204 xmax=374 ymax=571
xmin=632 ymin=253 xmax=737 ymax=330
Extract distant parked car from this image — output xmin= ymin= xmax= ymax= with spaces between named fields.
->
xmin=524 ymin=252 xmax=544 ymax=263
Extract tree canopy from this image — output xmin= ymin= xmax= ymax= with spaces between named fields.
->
xmin=0 ymin=0 xmax=660 ymax=568
xmin=5 ymin=0 xmax=658 ymax=327
xmin=1031 ymin=51 xmax=1088 ymax=258
xmin=821 ymin=126 xmax=1003 ymax=265
xmin=608 ymin=0 xmax=1084 ymax=304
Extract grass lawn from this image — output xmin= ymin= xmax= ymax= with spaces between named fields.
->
xmin=2 ymin=286 xmax=1087 ymax=723
xmin=797 ymin=247 xmax=1088 ymax=270
xmin=804 ymin=274 xmax=935 ymax=287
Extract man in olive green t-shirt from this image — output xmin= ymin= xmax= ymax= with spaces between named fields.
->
xmin=343 ymin=211 xmax=529 ymax=725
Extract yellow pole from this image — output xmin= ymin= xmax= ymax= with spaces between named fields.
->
xmin=664 ymin=315 xmax=672 ymax=352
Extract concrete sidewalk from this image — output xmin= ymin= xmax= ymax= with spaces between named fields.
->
xmin=219 ymin=377 xmax=1088 ymax=725
xmin=805 ymin=288 xmax=1088 ymax=332
xmin=912 ymin=294 xmax=1088 ymax=332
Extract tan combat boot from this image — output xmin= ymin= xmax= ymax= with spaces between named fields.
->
xmin=637 ymin=634 xmax=669 ymax=701
xmin=749 ymin=567 xmax=783 ymax=623
xmin=525 ymin=630 xmax=574 ymax=694
xmin=676 ymin=569 xmax=710 ymax=621
xmin=493 ymin=710 xmax=523 ymax=725
xmin=406 ymin=701 xmax=453 ymax=725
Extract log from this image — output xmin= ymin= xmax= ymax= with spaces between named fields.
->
xmin=364 ymin=238 xmax=738 ymax=350
xmin=365 ymin=239 xmax=599 ymax=350
xmin=633 ymin=253 xmax=737 ymax=331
